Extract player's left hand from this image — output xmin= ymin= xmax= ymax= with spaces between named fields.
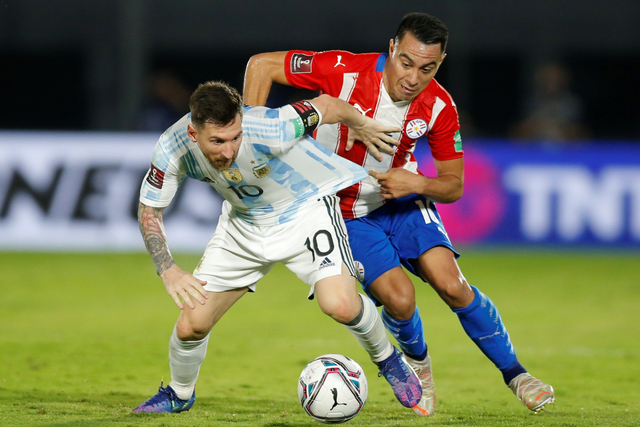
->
xmin=369 ymin=168 xmax=423 ymax=199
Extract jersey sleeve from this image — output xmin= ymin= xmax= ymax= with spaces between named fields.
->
xmin=284 ymin=50 xmax=324 ymax=91
xmin=284 ymin=50 xmax=359 ymax=91
xmin=139 ymin=140 xmax=185 ymax=208
xmin=243 ymin=103 xmax=323 ymax=155
xmin=426 ymin=96 xmax=464 ymax=162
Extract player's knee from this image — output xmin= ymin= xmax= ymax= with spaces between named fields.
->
xmin=319 ymin=293 xmax=360 ymax=324
xmin=176 ymin=319 xmax=212 ymax=341
xmin=375 ymin=285 xmax=415 ymax=320
xmin=433 ymin=276 xmax=473 ymax=309
xmin=382 ymin=293 xmax=415 ymax=320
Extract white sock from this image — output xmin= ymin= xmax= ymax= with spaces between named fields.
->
xmin=168 ymin=326 xmax=210 ymax=400
xmin=344 ymin=294 xmax=394 ymax=364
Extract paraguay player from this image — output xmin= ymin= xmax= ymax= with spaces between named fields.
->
xmin=244 ymin=12 xmax=555 ymax=416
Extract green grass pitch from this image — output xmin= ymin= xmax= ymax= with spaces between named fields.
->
xmin=1 ymin=250 xmax=639 ymax=426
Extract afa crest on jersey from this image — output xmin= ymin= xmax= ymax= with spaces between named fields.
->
xmin=405 ymin=119 xmax=428 ymax=139
xmin=252 ymin=159 xmax=272 ymax=178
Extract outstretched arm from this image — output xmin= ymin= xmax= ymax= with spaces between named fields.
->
xmin=138 ymin=202 xmax=208 ymax=309
xmin=243 ymin=52 xmax=290 ymax=106
xmin=307 ymin=94 xmax=400 ymax=161
xmin=245 ymin=53 xmax=399 ymax=160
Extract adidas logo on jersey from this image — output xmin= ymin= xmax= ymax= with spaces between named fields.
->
xmin=319 ymin=257 xmax=335 ymax=270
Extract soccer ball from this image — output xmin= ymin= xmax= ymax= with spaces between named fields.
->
xmin=297 ymin=354 xmax=368 ymax=423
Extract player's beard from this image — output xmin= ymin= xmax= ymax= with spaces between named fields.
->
xmin=209 ymin=152 xmax=238 ymax=171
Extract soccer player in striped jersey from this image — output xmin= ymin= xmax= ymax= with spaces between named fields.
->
xmin=133 ymin=81 xmax=422 ymax=414
xmin=244 ymin=12 xmax=554 ymax=416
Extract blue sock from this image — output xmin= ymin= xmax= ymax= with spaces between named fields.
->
xmin=452 ymin=285 xmax=527 ymax=385
xmin=381 ymin=306 xmax=428 ymax=361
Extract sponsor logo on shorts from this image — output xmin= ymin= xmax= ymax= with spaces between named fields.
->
xmin=222 ymin=168 xmax=243 ymax=183
xmin=319 ymin=257 xmax=335 ymax=270
xmin=405 ymin=118 xmax=428 ymax=139
xmin=146 ymin=164 xmax=165 ymax=189
xmin=291 ymin=53 xmax=313 ymax=73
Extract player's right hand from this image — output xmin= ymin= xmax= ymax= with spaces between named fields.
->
xmin=160 ymin=265 xmax=209 ymax=310
xmin=346 ymin=117 xmax=399 ymax=161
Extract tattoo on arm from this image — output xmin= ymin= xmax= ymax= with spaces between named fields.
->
xmin=138 ymin=203 xmax=175 ymax=276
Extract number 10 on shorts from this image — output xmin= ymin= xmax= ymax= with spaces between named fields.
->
xmin=304 ymin=230 xmax=335 ymax=262
xmin=416 ymin=199 xmax=448 ymax=237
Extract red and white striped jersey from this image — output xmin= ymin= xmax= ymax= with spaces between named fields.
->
xmin=284 ymin=49 xmax=463 ymax=219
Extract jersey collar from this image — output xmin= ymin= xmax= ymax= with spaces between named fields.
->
xmin=376 ymin=54 xmax=388 ymax=72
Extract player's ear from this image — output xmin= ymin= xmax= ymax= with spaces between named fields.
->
xmin=388 ymin=38 xmax=395 ymax=55
xmin=437 ymin=52 xmax=447 ymax=70
xmin=187 ymin=123 xmax=198 ymax=142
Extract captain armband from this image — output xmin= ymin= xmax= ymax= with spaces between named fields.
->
xmin=291 ymin=100 xmax=321 ymax=137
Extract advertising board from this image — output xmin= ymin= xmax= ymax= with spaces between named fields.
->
xmin=1 ymin=132 xmax=638 ymax=250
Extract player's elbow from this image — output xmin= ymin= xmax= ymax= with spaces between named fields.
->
xmin=137 ymin=202 xmax=152 ymax=222
xmin=435 ymin=181 xmax=463 ymax=204
xmin=448 ymin=184 xmax=464 ymax=202
xmin=448 ymin=174 xmax=464 ymax=202
xmin=246 ymin=52 xmax=288 ymax=84
xmin=429 ymin=178 xmax=464 ymax=203
xmin=245 ymin=54 xmax=265 ymax=74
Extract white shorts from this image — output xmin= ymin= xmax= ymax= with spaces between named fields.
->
xmin=194 ymin=195 xmax=356 ymax=299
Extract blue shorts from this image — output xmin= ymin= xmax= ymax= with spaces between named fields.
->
xmin=345 ymin=194 xmax=459 ymax=306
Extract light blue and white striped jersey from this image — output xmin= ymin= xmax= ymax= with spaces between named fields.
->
xmin=140 ymin=104 xmax=368 ymax=226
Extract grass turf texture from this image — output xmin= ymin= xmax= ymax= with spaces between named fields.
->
xmin=1 ymin=250 xmax=639 ymax=426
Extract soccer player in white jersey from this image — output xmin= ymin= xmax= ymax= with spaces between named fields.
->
xmin=132 ymin=81 xmax=422 ymax=414
xmin=244 ymin=12 xmax=554 ymax=416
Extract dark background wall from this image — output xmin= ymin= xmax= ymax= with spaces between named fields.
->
xmin=1 ymin=0 xmax=639 ymax=139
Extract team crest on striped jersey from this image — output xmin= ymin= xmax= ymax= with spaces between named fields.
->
xmin=222 ymin=168 xmax=243 ymax=183
xmin=251 ymin=159 xmax=272 ymax=178
xmin=405 ymin=119 xmax=428 ymax=139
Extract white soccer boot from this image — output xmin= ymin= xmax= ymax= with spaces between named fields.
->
xmin=405 ymin=353 xmax=436 ymax=416
xmin=508 ymin=373 xmax=555 ymax=413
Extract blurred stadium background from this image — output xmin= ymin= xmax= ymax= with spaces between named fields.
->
xmin=1 ymin=0 xmax=639 ymax=251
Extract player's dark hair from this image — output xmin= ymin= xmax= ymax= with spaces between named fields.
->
xmin=395 ymin=12 xmax=448 ymax=54
xmin=189 ymin=81 xmax=243 ymax=128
